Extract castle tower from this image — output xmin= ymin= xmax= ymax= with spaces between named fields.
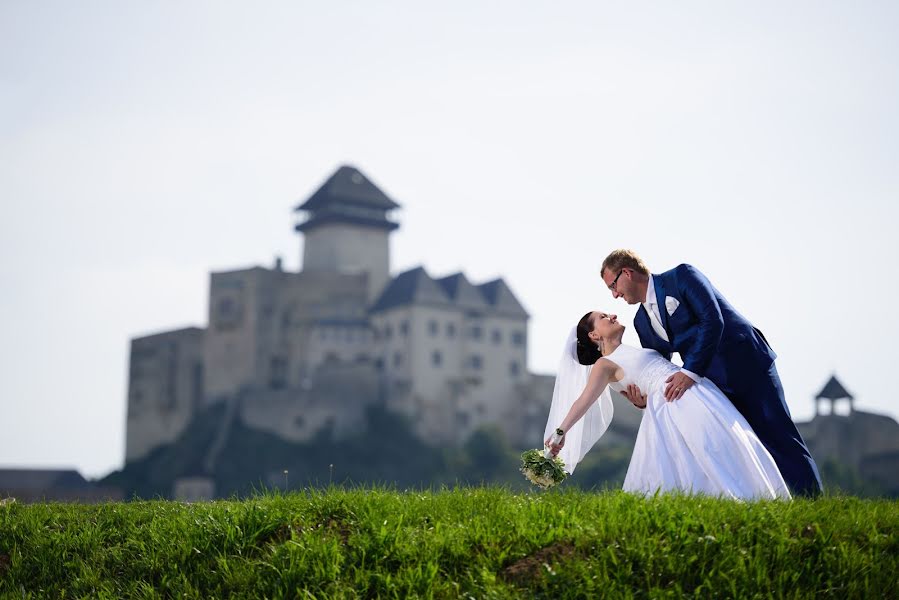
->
xmin=815 ymin=374 xmax=854 ymax=416
xmin=295 ymin=165 xmax=400 ymax=303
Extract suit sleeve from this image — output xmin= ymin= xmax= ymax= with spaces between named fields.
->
xmin=674 ymin=264 xmax=723 ymax=377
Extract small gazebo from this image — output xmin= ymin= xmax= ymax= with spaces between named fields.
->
xmin=815 ymin=374 xmax=854 ymax=416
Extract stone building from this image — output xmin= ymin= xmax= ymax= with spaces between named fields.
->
xmin=0 ymin=469 xmax=123 ymax=503
xmin=125 ymin=165 xmax=553 ymax=464
xmin=798 ymin=374 xmax=899 ymax=494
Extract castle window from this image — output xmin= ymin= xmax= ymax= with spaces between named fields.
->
xmin=428 ymin=320 xmax=439 ymax=336
xmin=469 ymin=325 xmax=483 ymax=341
xmin=510 ymin=361 xmax=520 ymax=377
xmin=511 ymin=331 xmax=525 ymax=346
xmin=385 ymin=324 xmax=393 ymax=340
xmin=214 ymin=296 xmax=244 ymax=331
xmin=446 ymin=322 xmax=456 ymax=338
xmin=468 ymin=355 xmax=483 ymax=370
xmin=217 ymin=297 xmax=234 ymax=316
xmin=432 ymin=351 xmax=442 ymax=367
xmin=393 ymin=352 xmax=403 ymax=367
xmin=400 ymin=321 xmax=410 ymax=337
xmin=492 ymin=329 xmax=502 ymax=344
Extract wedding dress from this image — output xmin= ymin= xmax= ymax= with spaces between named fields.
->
xmin=545 ymin=330 xmax=791 ymax=500
xmin=609 ymin=344 xmax=790 ymax=499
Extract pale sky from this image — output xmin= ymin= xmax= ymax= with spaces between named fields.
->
xmin=1 ymin=1 xmax=897 ymax=479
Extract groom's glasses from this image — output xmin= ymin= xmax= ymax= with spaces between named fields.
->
xmin=609 ymin=269 xmax=625 ymax=292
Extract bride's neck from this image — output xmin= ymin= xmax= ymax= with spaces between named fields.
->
xmin=601 ymin=334 xmax=624 ymax=356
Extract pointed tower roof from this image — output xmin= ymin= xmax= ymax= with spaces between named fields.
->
xmin=476 ymin=278 xmax=529 ymax=318
xmin=294 ymin=165 xmax=400 ymax=233
xmin=370 ymin=266 xmax=453 ymax=314
xmin=815 ymin=375 xmax=854 ymax=400
xmin=435 ymin=272 xmax=489 ymax=312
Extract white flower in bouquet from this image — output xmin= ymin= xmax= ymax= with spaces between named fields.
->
xmin=520 ymin=429 xmax=568 ymax=489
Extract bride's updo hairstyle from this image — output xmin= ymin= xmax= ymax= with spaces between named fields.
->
xmin=576 ymin=311 xmax=602 ymax=366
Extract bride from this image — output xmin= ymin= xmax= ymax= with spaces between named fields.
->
xmin=544 ymin=310 xmax=791 ymax=499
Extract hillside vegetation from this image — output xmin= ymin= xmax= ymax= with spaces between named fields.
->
xmin=1 ymin=488 xmax=896 ymax=598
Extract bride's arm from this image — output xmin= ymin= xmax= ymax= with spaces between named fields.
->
xmin=557 ymin=358 xmax=621 ymax=434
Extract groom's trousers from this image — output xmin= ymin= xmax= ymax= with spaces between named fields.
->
xmin=719 ymin=361 xmax=823 ymax=497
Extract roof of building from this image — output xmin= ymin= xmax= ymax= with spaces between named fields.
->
xmin=294 ymin=166 xmax=401 ymax=233
xmin=0 ymin=468 xmax=90 ymax=491
xmin=435 ymin=273 xmax=490 ymax=312
xmin=816 ymin=375 xmax=854 ymax=400
xmin=132 ymin=326 xmax=205 ymax=344
xmin=313 ymin=318 xmax=372 ymax=328
xmin=294 ymin=165 xmax=400 ymax=212
xmin=477 ymin=278 xmax=529 ymax=318
xmin=370 ymin=267 xmax=529 ymax=318
xmin=369 ymin=266 xmax=453 ymax=313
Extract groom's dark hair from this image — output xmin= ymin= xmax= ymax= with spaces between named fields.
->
xmin=601 ymin=249 xmax=650 ymax=277
xmin=576 ymin=312 xmax=603 ymax=365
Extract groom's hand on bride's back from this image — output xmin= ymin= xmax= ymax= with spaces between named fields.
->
xmin=621 ymin=384 xmax=647 ymax=409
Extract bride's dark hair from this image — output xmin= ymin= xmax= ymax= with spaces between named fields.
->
xmin=576 ymin=311 xmax=602 ymax=366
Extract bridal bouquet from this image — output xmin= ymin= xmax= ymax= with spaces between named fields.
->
xmin=520 ymin=430 xmax=568 ymax=489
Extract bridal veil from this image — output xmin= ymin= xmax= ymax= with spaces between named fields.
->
xmin=542 ymin=326 xmax=615 ymax=474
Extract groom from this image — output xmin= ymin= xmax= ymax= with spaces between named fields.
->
xmin=600 ymin=249 xmax=822 ymax=497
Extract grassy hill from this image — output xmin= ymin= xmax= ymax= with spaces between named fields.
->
xmin=1 ymin=488 xmax=896 ymax=598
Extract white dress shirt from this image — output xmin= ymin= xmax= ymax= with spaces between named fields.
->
xmin=643 ymin=275 xmax=700 ymax=383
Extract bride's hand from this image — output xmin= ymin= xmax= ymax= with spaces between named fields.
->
xmin=545 ymin=433 xmax=565 ymax=456
xmin=620 ymin=384 xmax=647 ymax=409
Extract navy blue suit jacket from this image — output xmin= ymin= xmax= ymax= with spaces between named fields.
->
xmin=634 ymin=264 xmax=775 ymax=396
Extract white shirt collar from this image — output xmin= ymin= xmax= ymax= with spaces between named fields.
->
xmin=644 ymin=274 xmax=657 ymax=306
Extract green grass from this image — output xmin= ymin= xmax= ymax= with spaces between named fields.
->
xmin=1 ymin=488 xmax=896 ymax=598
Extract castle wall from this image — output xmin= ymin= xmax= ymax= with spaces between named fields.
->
xmin=461 ymin=313 xmax=528 ymax=429
xmin=798 ymin=411 xmax=899 ymax=469
xmin=203 ymin=269 xmax=262 ymax=401
xmin=276 ymin=271 xmax=371 ymax=386
xmin=128 ymin=264 xmax=536 ymax=461
xmin=370 ymin=304 xmax=529 ymax=444
xmin=302 ymin=224 xmax=391 ymax=303
xmin=239 ymin=362 xmax=381 ymax=443
xmin=125 ymin=327 xmax=204 ymax=462
xmin=204 ymin=268 xmax=371 ymax=402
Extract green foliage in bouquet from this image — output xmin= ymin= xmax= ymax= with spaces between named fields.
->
xmin=520 ymin=449 xmax=568 ymax=489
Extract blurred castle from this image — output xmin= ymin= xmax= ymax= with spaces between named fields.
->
xmin=124 ymin=165 xmax=553 ymax=464
xmin=797 ymin=375 xmax=899 ymax=492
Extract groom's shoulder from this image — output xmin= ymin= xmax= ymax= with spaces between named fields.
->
xmin=662 ymin=263 xmax=701 ymax=278
xmin=665 ymin=264 xmax=714 ymax=287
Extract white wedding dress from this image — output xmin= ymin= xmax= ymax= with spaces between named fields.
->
xmin=605 ymin=344 xmax=790 ymax=500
